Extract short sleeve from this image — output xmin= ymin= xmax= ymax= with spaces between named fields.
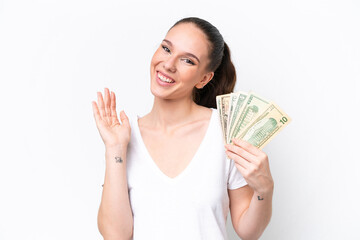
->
xmin=227 ymin=156 xmax=248 ymax=190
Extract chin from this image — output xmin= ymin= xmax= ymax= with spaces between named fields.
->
xmin=150 ymin=85 xmax=170 ymax=100
xmin=149 ymin=78 xmax=166 ymax=98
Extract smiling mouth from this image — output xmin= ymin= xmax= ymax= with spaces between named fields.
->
xmin=157 ymin=71 xmax=175 ymax=83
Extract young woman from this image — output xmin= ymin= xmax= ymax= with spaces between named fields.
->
xmin=92 ymin=17 xmax=274 ymax=240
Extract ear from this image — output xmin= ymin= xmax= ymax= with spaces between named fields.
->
xmin=195 ymin=72 xmax=214 ymax=89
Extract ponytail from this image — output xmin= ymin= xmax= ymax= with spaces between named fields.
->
xmin=192 ymin=42 xmax=236 ymax=108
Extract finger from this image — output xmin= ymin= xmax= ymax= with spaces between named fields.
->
xmin=92 ymin=101 xmax=102 ymax=124
xmin=225 ymin=143 xmax=258 ymax=164
xmin=232 ymin=138 xmax=261 ymax=157
xmin=97 ymin=92 xmax=106 ymax=118
xmin=111 ymin=91 xmax=116 ymax=109
xmin=119 ymin=110 xmax=130 ymax=128
xmin=229 ymin=155 xmax=247 ymax=176
xmin=104 ymin=88 xmax=111 ymax=117
xmin=225 ymin=149 xmax=250 ymax=169
xmin=110 ymin=91 xmax=119 ymax=123
xmin=234 ymin=161 xmax=246 ymax=176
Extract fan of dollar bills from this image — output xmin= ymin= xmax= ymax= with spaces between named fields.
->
xmin=216 ymin=91 xmax=292 ymax=149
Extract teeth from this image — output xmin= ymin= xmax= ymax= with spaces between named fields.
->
xmin=158 ymin=72 xmax=174 ymax=83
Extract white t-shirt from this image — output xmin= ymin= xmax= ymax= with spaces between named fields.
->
xmin=126 ymin=107 xmax=248 ymax=240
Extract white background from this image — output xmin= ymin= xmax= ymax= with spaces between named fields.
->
xmin=0 ymin=0 xmax=359 ymax=239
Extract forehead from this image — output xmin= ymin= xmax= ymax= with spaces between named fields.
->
xmin=165 ymin=23 xmax=210 ymax=61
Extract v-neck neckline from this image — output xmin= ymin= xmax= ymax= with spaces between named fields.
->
xmin=135 ymin=108 xmax=215 ymax=183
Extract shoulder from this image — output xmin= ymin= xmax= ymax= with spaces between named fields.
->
xmin=195 ymin=106 xmax=215 ymax=121
xmin=197 ymin=105 xmax=213 ymax=114
xmin=194 ymin=106 xmax=221 ymax=137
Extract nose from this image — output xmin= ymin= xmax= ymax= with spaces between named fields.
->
xmin=163 ymin=55 xmax=176 ymax=73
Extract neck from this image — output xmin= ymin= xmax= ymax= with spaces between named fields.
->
xmin=146 ymin=96 xmax=199 ymax=131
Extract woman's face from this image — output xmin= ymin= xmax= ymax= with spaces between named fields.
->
xmin=149 ymin=23 xmax=214 ymax=101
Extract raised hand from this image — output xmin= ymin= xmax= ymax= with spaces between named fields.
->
xmin=92 ymin=88 xmax=131 ymax=149
xmin=224 ymin=138 xmax=274 ymax=196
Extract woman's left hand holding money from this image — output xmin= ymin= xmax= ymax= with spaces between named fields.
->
xmin=225 ymin=138 xmax=274 ymax=196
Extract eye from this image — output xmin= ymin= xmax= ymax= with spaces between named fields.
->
xmin=183 ymin=59 xmax=195 ymax=65
xmin=161 ymin=45 xmax=170 ymax=53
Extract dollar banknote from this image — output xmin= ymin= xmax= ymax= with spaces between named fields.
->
xmin=228 ymin=92 xmax=270 ymax=144
xmin=226 ymin=91 xmax=248 ymax=144
xmin=217 ymin=91 xmax=291 ymax=148
xmin=237 ymin=102 xmax=292 ymax=149
xmin=216 ymin=93 xmax=231 ymax=143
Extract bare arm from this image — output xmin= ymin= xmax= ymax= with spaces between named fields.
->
xmin=229 ymin=185 xmax=273 ymax=240
xmin=225 ymin=138 xmax=274 ymax=239
xmin=92 ymin=88 xmax=133 ymax=239
xmin=98 ymin=146 xmax=133 ymax=240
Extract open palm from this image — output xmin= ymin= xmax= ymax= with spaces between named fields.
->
xmin=92 ymin=88 xmax=131 ymax=148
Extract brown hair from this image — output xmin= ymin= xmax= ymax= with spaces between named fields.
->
xmin=168 ymin=17 xmax=236 ymax=108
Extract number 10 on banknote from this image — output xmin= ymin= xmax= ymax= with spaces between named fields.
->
xmin=216 ymin=91 xmax=291 ymax=150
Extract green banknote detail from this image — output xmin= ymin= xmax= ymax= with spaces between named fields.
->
xmin=229 ymin=92 xmax=270 ymax=143
xmin=216 ymin=94 xmax=231 ymax=144
xmin=227 ymin=92 xmax=247 ymax=143
xmin=243 ymin=117 xmax=277 ymax=146
xmin=238 ymin=103 xmax=292 ymax=149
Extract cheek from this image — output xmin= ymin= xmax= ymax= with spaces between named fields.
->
xmin=180 ymin=68 xmax=200 ymax=83
xmin=150 ymin=52 xmax=162 ymax=75
xmin=151 ymin=48 xmax=163 ymax=64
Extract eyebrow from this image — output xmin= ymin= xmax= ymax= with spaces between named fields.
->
xmin=162 ymin=39 xmax=201 ymax=63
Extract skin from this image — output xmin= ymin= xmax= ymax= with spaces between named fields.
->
xmin=92 ymin=22 xmax=274 ymax=239
xmin=146 ymin=22 xmax=214 ymax=129
xmin=136 ymin=23 xmax=217 ymax=178
xmin=225 ymin=138 xmax=274 ymax=239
